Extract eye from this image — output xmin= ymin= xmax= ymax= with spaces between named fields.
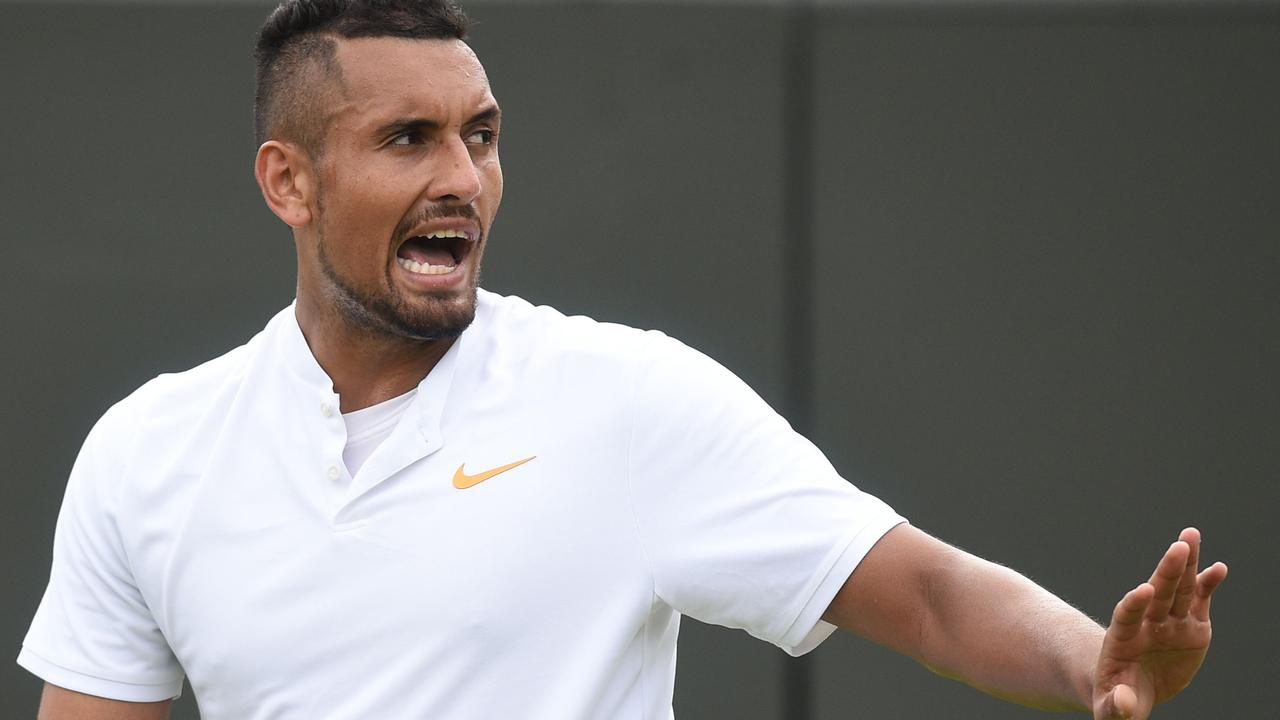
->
xmin=389 ymin=130 xmax=424 ymax=146
xmin=465 ymin=128 xmax=496 ymax=145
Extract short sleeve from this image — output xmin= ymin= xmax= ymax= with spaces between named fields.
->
xmin=18 ymin=407 xmax=184 ymax=701
xmin=626 ymin=335 xmax=905 ymax=656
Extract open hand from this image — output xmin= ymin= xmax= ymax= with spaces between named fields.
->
xmin=1092 ymin=528 xmax=1228 ymax=719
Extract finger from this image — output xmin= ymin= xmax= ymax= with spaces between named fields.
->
xmin=1108 ymin=583 xmax=1154 ymax=643
xmin=1190 ymin=561 xmax=1229 ymax=622
xmin=1169 ymin=527 xmax=1201 ymax=618
xmin=1096 ymin=683 xmax=1138 ymax=719
xmin=1145 ymin=540 xmax=1190 ymax=621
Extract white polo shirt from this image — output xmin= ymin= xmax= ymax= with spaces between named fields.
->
xmin=20 ymin=290 xmax=905 ymax=719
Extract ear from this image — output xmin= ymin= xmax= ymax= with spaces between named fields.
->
xmin=255 ymin=140 xmax=315 ymax=228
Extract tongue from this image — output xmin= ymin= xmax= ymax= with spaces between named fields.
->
xmin=400 ymin=245 xmax=455 ymax=266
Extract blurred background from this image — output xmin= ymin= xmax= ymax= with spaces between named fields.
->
xmin=1 ymin=0 xmax=1276 ymax=717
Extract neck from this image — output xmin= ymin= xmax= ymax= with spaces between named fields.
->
xmin=295 ymin=293 xmax=454 ymax=413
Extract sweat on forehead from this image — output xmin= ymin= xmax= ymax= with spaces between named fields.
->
xmin=252 ymin=0 xmax=470 ymax=151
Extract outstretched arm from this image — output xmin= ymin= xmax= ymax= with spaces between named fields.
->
xmin=823 ymin=524 xmax=1227 ymax=719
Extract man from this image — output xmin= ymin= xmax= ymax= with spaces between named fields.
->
xmin=19 ymin=1 xmax=1227 ymax=718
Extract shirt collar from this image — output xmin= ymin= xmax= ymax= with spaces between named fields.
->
xmin=271 ymin=300 xmax=472 ymax=440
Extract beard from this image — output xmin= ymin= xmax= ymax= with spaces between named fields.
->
xmin=315 ymin=227 xmax=480 ymax=343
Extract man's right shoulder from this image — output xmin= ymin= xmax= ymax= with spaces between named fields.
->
xmin=57 ymin=309 xmax=295 ymax=527
xmin=94 ymin=310 xmax=279 ymax=446
xmin=127 ymin=342 xmax=253 ymax=410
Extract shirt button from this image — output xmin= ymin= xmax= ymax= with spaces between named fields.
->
xmin=321 ymin=403 xmax=335 ymax=418
xmin=327 ymin=465 xmax=341 ymax=481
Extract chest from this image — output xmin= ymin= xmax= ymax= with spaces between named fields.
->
xmin=127 ymin=406 xmax=650 ymax=704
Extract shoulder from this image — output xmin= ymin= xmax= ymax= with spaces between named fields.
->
xmin=472 ymin=289 xmax=668 ymax=372
xmin=472 ymin=289 xmax=748 ymax=387
xmin=113 ymin=334 xmax=256 ymax=429
xmin=127 ymin=342 xmax=253 ymax=415
xmin=86 ymin=309 xmax=280 ymax=467
xmin=470 ymin=291 xmax=761 ymax=423
xmin=477 ymin=290 xmax=656 ymax=347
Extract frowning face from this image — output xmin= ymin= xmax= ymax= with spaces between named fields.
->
xmin=301 ymin=36 xmax=502 ymax=341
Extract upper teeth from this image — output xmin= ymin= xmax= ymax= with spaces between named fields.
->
xmin=423 ymin=229 xmax=470 ymax=240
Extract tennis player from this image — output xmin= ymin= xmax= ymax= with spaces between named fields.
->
xmin=19 ymin=2 xmax=1227 ymax=719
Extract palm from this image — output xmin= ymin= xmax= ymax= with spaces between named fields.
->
xmin=1091 ymin=528 xmax=1228 ymax=720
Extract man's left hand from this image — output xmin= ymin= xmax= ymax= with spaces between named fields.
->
xmin=1092 ymin=527 xmax=1228 ymax=719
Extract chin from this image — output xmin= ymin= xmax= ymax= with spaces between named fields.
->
xmin=388 ymin=283 xmax=480 ymax=341
xmin=398 ymin=296 xmax=477 ymax=341
xmin=317 ymin=245 xmax=482 ymax=342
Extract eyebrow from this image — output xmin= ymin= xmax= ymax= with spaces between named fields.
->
xmin=374 ymin=106 xmax=502 ymax=139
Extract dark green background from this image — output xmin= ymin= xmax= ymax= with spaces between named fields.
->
xmin=2 ymin=1 xmax=1276 ymax=717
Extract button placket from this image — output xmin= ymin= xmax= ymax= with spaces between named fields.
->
xmin=320 ymin=394 xmax=346 ymax=489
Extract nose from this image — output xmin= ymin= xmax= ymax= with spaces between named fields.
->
xmin=426 ymin=137 xmax=482 ymax=204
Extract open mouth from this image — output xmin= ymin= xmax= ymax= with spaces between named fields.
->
xmin=395 ymin=228 xmax=474 ymax=276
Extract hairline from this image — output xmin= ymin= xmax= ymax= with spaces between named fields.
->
xmin=268 ymin=34 xmax=481 ymax=161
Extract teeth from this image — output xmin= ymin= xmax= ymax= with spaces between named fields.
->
xmin=397 ymin=257 xmax=457 ymax=275
xmin=422 ymin=228 xmax=471 ymax=241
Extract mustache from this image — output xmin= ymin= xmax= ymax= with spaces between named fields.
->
xmin=394 ymin=204 xmax=480 ymax=240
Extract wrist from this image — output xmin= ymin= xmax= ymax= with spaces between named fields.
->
xmin=1069 ymin=626 xmax=1106 ymax=710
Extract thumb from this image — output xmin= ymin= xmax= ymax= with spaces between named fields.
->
xmin=1096 ymin=684 xmax=1138 ymax=719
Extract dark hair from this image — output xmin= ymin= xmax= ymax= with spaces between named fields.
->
xmin=253 ymin=0 xmax=470 ymax=153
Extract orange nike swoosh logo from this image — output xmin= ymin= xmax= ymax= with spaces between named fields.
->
xmin=452 ymin=456 xmax=536 ymax=489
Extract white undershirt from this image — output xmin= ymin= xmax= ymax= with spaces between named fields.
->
xmin=341 ymin=389 xmax=417 ymax=477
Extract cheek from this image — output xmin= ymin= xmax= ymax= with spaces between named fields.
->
xmin=323 ymin=182 xmax=405 ymax=242
xmin=317 ymin=204 xmax=396 ymax=278
xmin=482 ymin=159 xmax=503 ymax=212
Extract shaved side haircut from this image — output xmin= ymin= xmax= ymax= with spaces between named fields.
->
xmin=254 ymin=0 xmax=470 ymax=156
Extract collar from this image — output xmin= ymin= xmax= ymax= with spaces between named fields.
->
xmin=270 ymin=301 xmax=469 ymax=445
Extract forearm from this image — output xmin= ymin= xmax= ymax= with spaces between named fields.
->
xmin=918 ymin=547 xmax=1102 ymax=711
xmin=830 ymin=524 xmax=1227 ymax=718
xmin=827 ymin=525 xmax=1104 ymax=712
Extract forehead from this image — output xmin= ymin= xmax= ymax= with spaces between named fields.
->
xmin=331 ymin=36 xmax=495 ymax=122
